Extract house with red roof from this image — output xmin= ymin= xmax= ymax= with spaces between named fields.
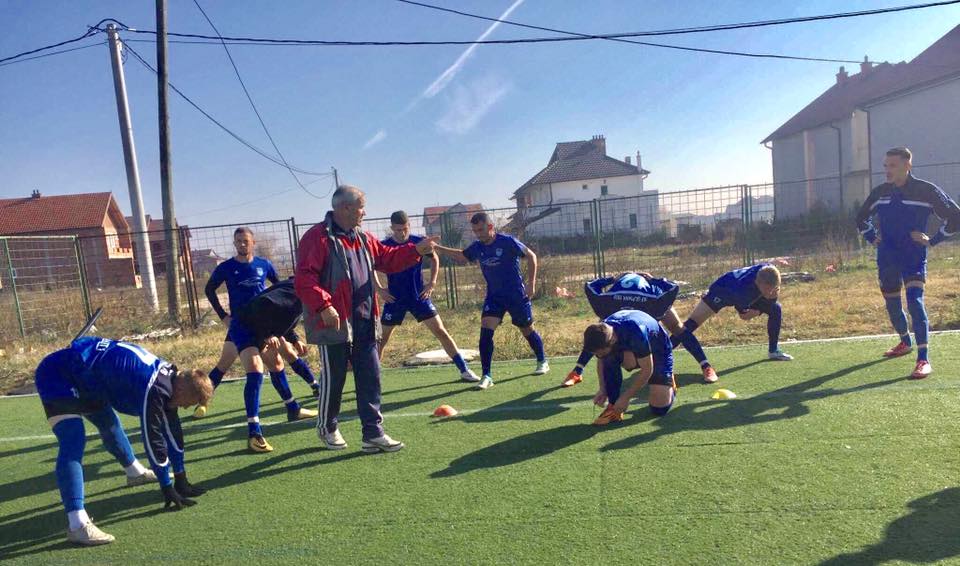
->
xmin=509 ymin=135 xmax=657 ymax=238
xmin=763 ymin=25 xmax=960 ymax=218
xmin=0 ymin=191 xmax=138 ymax=288
xmin=422 ymin=203 xmax=485 ymax=245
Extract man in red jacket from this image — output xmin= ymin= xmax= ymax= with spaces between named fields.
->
xmin=295 ymin=185 xmax=437 ymax=453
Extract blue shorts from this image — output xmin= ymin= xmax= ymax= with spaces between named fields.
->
xmin=227 ymin=318 xmax=260 ymax=352
xmin=381 ymin=298 xmax=438 ymax=326
xmin=877 ymin=246 xmax=926 ymax=293
xmin=482 ymin=295 xmax=533 ymax=327
xmin=35 ymin=350 xmax=106 ymax=417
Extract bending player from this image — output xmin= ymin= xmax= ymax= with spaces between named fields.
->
xmin=582 ymin=309 xmax=676 ymax=425
xmin=196 ymin=226 xmax=319 ymax=417
xmin=225 ymin=277 xmax=317 ymax=453
xmin=563 ymin=272 xmax=715 ymax=387
xmin=680 ymin=263 xmax=793 ymax=371
xmin=434 ymin=212 xmax=548 ymax=389
xmin=855 ymin=147 xmax=960 ymax=378
xmin=376 ymin=211 xmax=479 ymax=383
xmin=35 ymin=337 xmax=212 ymax=545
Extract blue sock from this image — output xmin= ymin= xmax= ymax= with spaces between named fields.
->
xmin=906 ymin=286 xmax=929 ymax=362
xmin=650 ymin=399 xmax=674 ymax=416
xmin=479 ymin=328 xmax=495 ymax=375
xmin=525 ymin=331 xmax=546 ymax=363
xmin=209 ymin=367 xmax=225 ymax=389
xmin=290 ymin=358 xmax=317 ymax=386
xmin=52 ymin=418 xmax=86 ymax=513
xmin=574 ymin=350 xmax=593 ymax=375
xmin=767 ymin=302 xmax=783 ymax=353
xmin=451 ymin=353 xmax=468 ymax=373
xmin=86 ymin=408 xmax=135 ymax=467
xmin=270 ymin=370 xmax=301 ymax=415
xmin=244 ymin=372 xmax=263 ymax=437
xmin=673 ymin=320 xmax=709 ymax=368
xmin=884 ymin=295 xmax=912 ymax=346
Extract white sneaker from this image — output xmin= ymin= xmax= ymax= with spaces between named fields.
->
xmin=125 ymin=469 xmax=157 ymax=487
xmin=534 ymin=361 xmax=550 ymax=375
xmin=67 ymin=521 xmax=115 ymax=546
xmin=476 ymin=375 xmax=494 ymax=390
xmin=768 ymin=350 xmax=794 ymax=361
xmin=361 ymin=434 xmax=404 ymax=453
xmin=460 ymin=369 xmax=481 ymax=382
xmin=318 ymin=428 xmax=348 ymax=450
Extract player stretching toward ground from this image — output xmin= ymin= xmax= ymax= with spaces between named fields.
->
xmin=855 ymin=147 xmax=960 ymax=378
xmin=376 ymin=210 xmax=480 ymax=383
xmin=563 ymin=272 xmax=715 ymax=387
xmin=434 ymin=212 xmax=548 ymax=390
xmin=35 ymin=337 xmax=211 ymax=545
xmin=224 ymin=278 xmax=317 ymax=453
xmin=583 ymin=309 xmax=676 ymax=425
xmin=679 ymin=263 xmax=792 ymax=373
xmin=196 ymin=227 xmax=319 ymax=418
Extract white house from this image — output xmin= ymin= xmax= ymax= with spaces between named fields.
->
xmin=509 ymin=135 xmax=658 ymax=238
xmin=763 ymin=24 xmax=960 ymax=218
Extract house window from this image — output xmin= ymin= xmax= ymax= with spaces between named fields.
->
xmin=582 ymin=184 xmax=588 ymax=190
xmin=629 ymin=213 xmax=637 ymax=228
xmin=601 ymin=185 xmax=609 ymax=196
xmin=583 ymin=219 xmax=592 ymax=233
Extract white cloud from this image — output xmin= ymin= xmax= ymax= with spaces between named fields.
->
xmin=362 ymin=129 xmax=387 ymax=150
xmin=435 ymin=76 xmax=510 ymax=135
xmin=420 ymin=0 xmax=525 ymax=100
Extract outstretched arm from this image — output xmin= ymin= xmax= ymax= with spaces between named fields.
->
xmin=434 ymin=244 xmax=469 ymax=263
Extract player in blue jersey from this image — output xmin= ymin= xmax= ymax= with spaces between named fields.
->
xmin=435 ymin=212 xmax=548 ymax=389
xmin=35 ymin=337 xmax=212 ymax=545
xmin=376 ymin=211 xmax=480 ymax=382
xmin=582 ymin=309 xmax=676 ymax=425
xmin=197 ymin=227 xmax=318 ymax=431
xmin=679 ymin=263 xmax=792 ymax=376
xmin=562 ymin=272 xmax=716 ymax=387
xmin=856 ymin=147 xmax=960 ymax=379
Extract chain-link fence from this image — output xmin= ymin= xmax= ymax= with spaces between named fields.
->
xmin=2 ymin=163 xmax=957 ymax=341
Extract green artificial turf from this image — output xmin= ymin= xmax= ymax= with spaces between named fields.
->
xmin=1 ymin=334 xmax=959 ymax=565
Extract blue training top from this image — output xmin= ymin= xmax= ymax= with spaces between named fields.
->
xmin=381 ymin=235 xmax=426 ymax=301
xmin=603 ymin=309 xmax=669 ymax=360
xmin=710 ymin=264 xmax=769 ymax=311
xmin=205 ymin=256 xmax=279 ymax=319
xmin=585 ymin=273 xmax=679 ymax=319
xmin=463 ymin=233 xmax=529 ymax=299
xmin=856 ymin=173 xmax=960 ymax=251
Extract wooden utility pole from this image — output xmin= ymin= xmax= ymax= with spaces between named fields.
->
xmin=156 ymin=0 xmax=181 ymax=320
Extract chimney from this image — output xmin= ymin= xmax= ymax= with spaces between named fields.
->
xmin=590 ymin=134 xmax=606 ymax=155
xmin=30 ymin=189 xmax=41 ymax=199
xmin=624 ymin=155 xmax=631 ymax=165
xmin=836 ymin=66 xmax=848 ymax=84
xmin=860 ymin=56 xmax=873 ymax=75
xmin=636 ymin=151 xmax=642 ymax=170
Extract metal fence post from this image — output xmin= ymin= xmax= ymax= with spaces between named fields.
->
xmin=288 ymin=217 xmax=298 ymax=270
xmin=2 ymin=238 xmax=25 ymax=337
xmin=73 ymin=237 xmax=92 ymax=320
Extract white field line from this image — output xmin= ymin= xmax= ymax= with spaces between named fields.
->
xmin=2 ymin=380 xmax=958 ymax=444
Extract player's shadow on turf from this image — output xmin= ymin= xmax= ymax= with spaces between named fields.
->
xmin=0 ymin=487 xmax=167 ymax=560
xmin=200 ymin=446 xmax=364 ymax=490
xmin=431 ymin=423 xmax=600 ymax=478
xmin=819 ymin=487 xmax=960 ymax=566
xmin=602 ymin=358 xmax=901 ymax=452
xmin=0 ymin=456 xmax=136 ymax=508
xmin=434 ymin=387 xmax=595 ymax=424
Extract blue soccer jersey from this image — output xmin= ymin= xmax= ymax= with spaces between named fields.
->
xmin=604 ymin=310 xmax=668 ymax=360
xmin=382 ymin=234 xmax=426 ymax=300
xmin=585 ymin=273 xmax=679 ymax=319
xmin=463 ymin=234 xmax=528 ymax=299
xmin=705 ymin=264 xmax=768 ymax=312
xmin=205 ymin=256 xmax=279 ymax=319
xmin=68 ymin=337 xmax=170 ymax=416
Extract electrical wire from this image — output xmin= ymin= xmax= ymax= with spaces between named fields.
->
xmin=191 ymin=0 xmax=326 ymax=199
xmin=0 ymin=41 xmax=105 ymax=68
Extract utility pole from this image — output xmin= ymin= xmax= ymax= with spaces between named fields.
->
xmin=106 ymin=25 xmax=160 ymax=313
xmin=332 ymin=166 xmax=340 ymax=189
xmin=156 ymin=0 xmax=181 ymax=320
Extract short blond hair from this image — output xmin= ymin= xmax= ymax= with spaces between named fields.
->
xmin=172 ymin=369 xmax=213 ymax=408
xmin=757 ymin=264 xmax=781 ymax=287
xmin=885 ymin=147 xmax=912 ymax=162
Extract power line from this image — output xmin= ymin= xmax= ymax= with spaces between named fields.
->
xmin=0 ymin=41 xmax=106 ymax=68
xmin=119 ymin=39 xmax=330 ymax=177
xmin=191 ymin=0 xmax=326 ymax=199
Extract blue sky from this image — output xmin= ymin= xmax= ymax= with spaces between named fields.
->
xmin=1 ymin=1 xmax=958 ymax=226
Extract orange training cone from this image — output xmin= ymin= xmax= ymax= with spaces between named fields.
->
xmin=432 ymin=404 xmax=459 ymax=417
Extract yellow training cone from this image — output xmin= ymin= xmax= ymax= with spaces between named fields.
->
xmin=711 ymin=389 xmax=737 ymax=400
